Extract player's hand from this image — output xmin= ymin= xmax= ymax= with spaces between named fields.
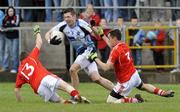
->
xmin=88 ymin=52 xmax=97 ymax=63
xmin=97 ymin=26 xmax=104 ymax=38
xmin=33 ymin=25 xmax=40 ymax=36
xmin=90 ymin=20 xmax=96 ymax=27
xmin=49 ymin=36 xmax=62 ymax=45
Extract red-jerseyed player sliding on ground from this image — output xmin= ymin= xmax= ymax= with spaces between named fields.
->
xmin=88 ymin=29 xmax=174 ymax=103
xmin=14 ymin=25 xmax=90 ymax=104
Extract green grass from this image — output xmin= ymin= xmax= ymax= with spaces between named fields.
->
xmin=0 ymin=83 xmax=179 ymax=112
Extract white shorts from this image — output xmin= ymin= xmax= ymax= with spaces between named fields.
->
xmin=74 ymin=48 xmax=99 ymax=75
xmin=113 ymin=70 xmax=142 ymax=96
xmin=37 ymin=75 xmax=60 ymax=102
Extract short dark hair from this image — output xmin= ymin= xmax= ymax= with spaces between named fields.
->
xmin=62 ymin=8 xmax=76 ymax=16
xmin=108 ymin=29 xmax=121 ymax=40
xmin=20 ymin=52 xmax=28 ymax=61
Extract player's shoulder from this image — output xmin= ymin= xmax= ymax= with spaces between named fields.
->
xmin=77 ymin=19 xmax=92 ymax=33
xmin=112 ymin=42 xmax=128 ymax=53
xmin=77 ymin=19 xmax=90 ymax=27
xmin=78 ymin=19 xmax=88 ymax=24
xmin=119 ymin=42 xmax=130 ymax=49
xmin=56 ymin=21 xmax=67 ymax=28
xmin=114 ymin=42 xmax=126 ymax=49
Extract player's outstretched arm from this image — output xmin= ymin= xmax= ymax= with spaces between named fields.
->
xmin=95 ymin=58 xmax=113 ymax=71
xmin=88 ymin=52 xmax=113 ymax=71
xmin=33 ymin=25 xmax=42 ymax=49
xmin=14 ymin=88 xmax=22 ymax=102
xmin=91 ymin=26 xmax=112 ymax=48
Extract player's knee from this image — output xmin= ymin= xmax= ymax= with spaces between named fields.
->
xmin=92 ymin=77 xmax=102 ymax=84
xmin=69 ymin=67 xmax=77 ymax=75
xmin=136 ymin=81 xmax=144 ymax=90
xmin=69 ymin=64 xmax=80 ymax=75
xmin=89 ymin=73 xmax=102 ymax=83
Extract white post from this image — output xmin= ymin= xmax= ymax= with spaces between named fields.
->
xmin=70 ymin=44 xmax=74 ymax=65
xmin=176 ymin=28 xmax=180 ymax=70
xmin=136 ymin=0 xmax=140 ymax=19
xmin=171 ymin=26 xmax=180 ymax=74
xmin=19 ymin=27 xmax=21 ymax=65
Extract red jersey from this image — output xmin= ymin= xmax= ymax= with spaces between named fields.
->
xmin=109 ymin=42 xmax=136 ymax=83
xmin=15 ymin=47 xmax=51 ymax=93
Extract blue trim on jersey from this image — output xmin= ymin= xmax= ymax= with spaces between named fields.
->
xmin=68 ymin=36 xmax=76 ymax=41
xmin=77 ymin=46 xmax=86 ymax=55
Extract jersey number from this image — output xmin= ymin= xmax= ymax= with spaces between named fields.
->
xmin=125 ymin=52 xmax=130 ymax=61
xmin=21 ymin=63 xmax=35 ymax=80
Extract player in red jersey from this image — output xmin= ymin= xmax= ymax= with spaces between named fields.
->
xmin=14 ymin=25 xmax=90 ymax=104
xmin=88 ymin=29 xmax=174 ymax=103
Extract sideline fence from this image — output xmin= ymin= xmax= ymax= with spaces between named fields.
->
xmin=125 ymin=26 xmax=179 ymax=69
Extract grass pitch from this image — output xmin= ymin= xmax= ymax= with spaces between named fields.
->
xmin=0 ymin=83 xmax=179 ymax=112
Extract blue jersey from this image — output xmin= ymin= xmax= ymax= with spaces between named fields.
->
xmin=51 ymin=19 xmax=95 ymax=55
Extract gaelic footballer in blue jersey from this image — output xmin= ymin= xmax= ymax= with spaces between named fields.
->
xmin=45 ymin=8 xmax=114 ymax=93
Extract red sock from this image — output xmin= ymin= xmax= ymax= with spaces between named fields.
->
xmin=154 ymin=88 xmax=166 ymax=96
xmin=70 ymin=90 xmax=79 ymax=97
xmin=123 ymin=97 xmax=138 ymax=103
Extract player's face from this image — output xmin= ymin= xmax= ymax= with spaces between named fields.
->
xmin=64 ymin=12 xmax=76 ymax=27
xmin=108 ymin=34 xmax=116 ymax=47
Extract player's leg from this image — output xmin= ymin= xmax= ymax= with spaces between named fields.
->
xmin=48 ymin=92 xmax=63 ymax=103
xmin=106 ymin=83 xmax=144 ymax=103
xmin=37 ymin=75 xmax=66 ymax=103
xmin=132 ymin=70 xmax=175 ymax=97
xmin=69 ymin=63 xmax=81 ymax=89
xmin=134 ymin=71 xmax=175 ymax=97
xmin=107 ymin=71 xmax=145 ymax=103
xmin=37 ymin=75 xmax=76 ymax=103
xmin=70 ymin=53 xmax=97 ymax=89
xmin=138 ymin=83 xmax=174 ymax=97
xmin=90 ymin=72 xmax=114 ymax=91
xmin=86 ymin=62 xmax=114 ymax=91
xmin=56 ymin=78 xmax=90 ymax=103
xmin=48 ymin=91 xmax=80 ymax=104
xmin=55 ymin=78 xmax=81 ymax=101
xmin=107 ymin=92 xmax=144 ymax=103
